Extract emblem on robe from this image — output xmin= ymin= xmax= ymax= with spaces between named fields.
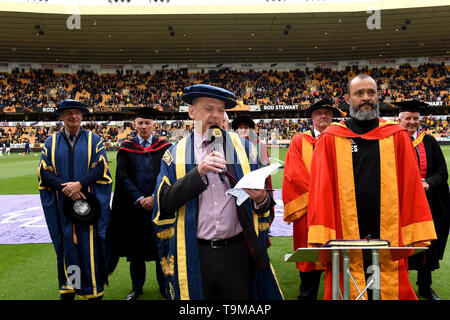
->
xmin=162 ymin=150 xmax=173 ymax=166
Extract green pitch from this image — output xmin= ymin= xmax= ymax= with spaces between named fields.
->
xmin=0 ymin=146 xmax=449 ymax=300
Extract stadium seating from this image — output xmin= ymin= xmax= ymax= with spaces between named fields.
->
xmin=1 ymin=116 xmax=447 ymax=148
xmin=1 ymin=63 xmax=449 ymax=146
xmin=1 ymin=63 xmax=449 ymax=114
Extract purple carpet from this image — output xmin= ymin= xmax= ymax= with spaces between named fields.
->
xmin=270 ymin=189 xmax=292 ymax=237
xmin=0 ymin=194 xmax=51 ymax=244
xmin=0 ymin=190 xmax=291 ymax=245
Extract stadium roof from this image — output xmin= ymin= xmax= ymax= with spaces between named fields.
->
xmin=0 ymin=1 xmax=449 ymax=65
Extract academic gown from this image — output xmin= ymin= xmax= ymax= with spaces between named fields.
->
xmin=282 ymin=130 xmax=323 ymax=272
xmin=253 ymin=139 xmax=274 ymax=244
xmin=38 ymin=129 xmax=113 ymax=298
xmin=409 ymin=133 xmax=450 ymax=271
xmin=307 ymin=118 xmax=437 ymax=300
xmin=152 ymin=130 xmax=283 ymax=300
xmin=109 ymin=136 xmax=171 ymax=264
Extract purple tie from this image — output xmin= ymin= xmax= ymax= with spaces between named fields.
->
xmin=224 ymin=170 xmax=238 ymax=186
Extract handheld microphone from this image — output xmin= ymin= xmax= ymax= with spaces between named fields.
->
xmin=206 ymin=124 xmax=223 ymax=152
xmin=206 ymin=125 xmax=226 ymax=182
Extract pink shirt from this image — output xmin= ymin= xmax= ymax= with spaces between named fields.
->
xmin=193 ymin=131 xmax=243 ymax=240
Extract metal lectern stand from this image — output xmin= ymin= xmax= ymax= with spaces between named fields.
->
xmin=285 ymin=246 xmax=427 ymax=300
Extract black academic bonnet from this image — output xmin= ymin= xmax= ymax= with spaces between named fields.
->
xmin=129 ymin=106 xmax=161 ymax=119
xmin=55 ymin=99 xmax=89 ymax=115
xmin=306 ymin=98 xmax=343 ymax=118
xmin=181 ymin=84 xmax=237 ymax=109
xmin=63 ymin=192 xmax=101 ymax=226
xmin=393 ymin=100 xmax=429 ymax=115
xmin=231 ymin=115 xmax=256 ymax=130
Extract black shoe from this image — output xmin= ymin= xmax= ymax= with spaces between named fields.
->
xmin=60 ymin=292 xmax=75 ymax=301
xmin=159 ymin=287 xmax=168 ymax=299
xmin=126 ymin=289 xmax=142 ymax=301
xmin=419 ymin=287 xmax=440 ymax=300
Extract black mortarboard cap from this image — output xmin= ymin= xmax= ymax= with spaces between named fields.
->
xmin=392 ymin=100 xmax=428 ymax=115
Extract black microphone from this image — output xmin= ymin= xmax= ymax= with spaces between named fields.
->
xmin=206 ymin=125 xmax=226 ymax=183
xmin=209 ymin=125 xmax=222 ymax=146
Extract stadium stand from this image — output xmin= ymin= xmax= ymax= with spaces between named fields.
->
xmin=0 ymin=115 xmax=448 ymax=152
xmin=1 ymin=63 xmax=449 ymax=114
xmin=1 ymin=61 xmax=449 ymax=150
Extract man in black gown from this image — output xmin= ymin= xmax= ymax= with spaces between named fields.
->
xmin=110 ymin=107 xmax=171 ymax=300
xmin=396 ymin=100 xmax=450 ymax=300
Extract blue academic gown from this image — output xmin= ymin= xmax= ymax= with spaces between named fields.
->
xmin=38 ymin=129 xmax=112 ymax=298
xmin=152 ymin=130 xmax=283 ymax=300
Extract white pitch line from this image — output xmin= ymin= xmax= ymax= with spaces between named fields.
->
xmin=269 ymin=157 xmax=285 ymax=164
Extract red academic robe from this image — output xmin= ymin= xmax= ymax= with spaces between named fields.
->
xmin=282 ymin=130 xmax=323 ymax=272
xmin=307 ymin=119 xmax=437 ymax=300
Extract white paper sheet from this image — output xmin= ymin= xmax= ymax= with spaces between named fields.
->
xmin=225 ymin=163 xmax=281 ymax=206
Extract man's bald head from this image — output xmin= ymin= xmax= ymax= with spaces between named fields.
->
xmin=346 ymin=74 xmax=377 ymax=94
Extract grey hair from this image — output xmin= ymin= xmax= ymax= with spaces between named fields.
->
xmin=349 ymin=101 xmax=380 ymax=120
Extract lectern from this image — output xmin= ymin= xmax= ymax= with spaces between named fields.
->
xmin=285 ymin=242 xmax=426 ymax=300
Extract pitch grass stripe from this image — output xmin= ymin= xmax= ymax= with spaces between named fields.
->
xmin=0 ymin=158 xmax=41 ymax=180
xmin=0 ymin=147 xmax=449 ymax=194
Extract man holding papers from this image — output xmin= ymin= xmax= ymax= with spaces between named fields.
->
xmin=152 ymin=84 xmax=282 ymax=300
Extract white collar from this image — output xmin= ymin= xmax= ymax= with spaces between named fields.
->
xmin=313 ymin=127 xmax=322 ymax=138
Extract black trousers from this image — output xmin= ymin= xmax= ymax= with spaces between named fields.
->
xmin=417 ymin=269 xmax=433 ymax=289
xmin=298 ymin=270 xmax=322 ymax=300
xmin=129 ymin=258 xmax=165 ymax=292
xmin=198 ymin=236 xmax=253 ymax=300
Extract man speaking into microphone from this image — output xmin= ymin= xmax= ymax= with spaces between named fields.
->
xmin=152 ymin=84 xmax=283 ymax=300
